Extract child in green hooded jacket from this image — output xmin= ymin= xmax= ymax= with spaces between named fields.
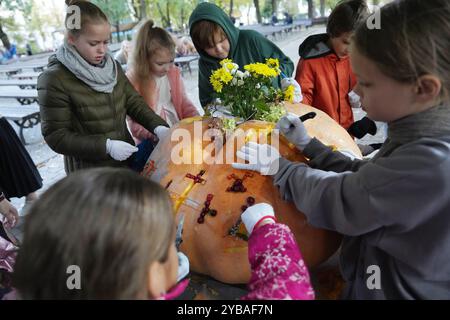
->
xmin=189 ymin=2 xmax=299 ymax=108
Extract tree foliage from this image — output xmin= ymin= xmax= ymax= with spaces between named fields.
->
xmin=0 ymin=0 xmax=389 ymax=53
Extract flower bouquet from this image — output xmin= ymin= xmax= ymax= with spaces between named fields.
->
xmin=208 ymin=58 xmax=296 ymax=130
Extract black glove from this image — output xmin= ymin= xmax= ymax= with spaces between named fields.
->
xmin=347 ymin=117 xmax=377 ymax=139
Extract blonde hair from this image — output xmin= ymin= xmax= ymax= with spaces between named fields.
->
xmin=131 ymin=19 xmax=176 ymax=80
xmin=64 ymin=0 xmax=109 ymax=38
xmin=13 ymin=168 xmax=174 ymax=299
xmin=354 ymin=0 xmax=450 ymax=103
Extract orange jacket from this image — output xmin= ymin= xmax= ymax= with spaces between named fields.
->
xmin=295 ymin=34 xmax=356 ymax=129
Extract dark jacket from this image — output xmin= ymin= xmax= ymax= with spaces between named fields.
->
xmin=38 ymin=55 xmax=168 ymax=173
xmin=189 ymin=2 xmax=294 ymax=107
xmin=273 ymin=124 xmax=450 ymax=299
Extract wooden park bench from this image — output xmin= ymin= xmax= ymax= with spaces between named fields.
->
xmin=0 ymin=88 xmax=38 ymax=105
xmin=10 ymin=71 xmax=42 ymax=80
xmin=175 ymin=55 xmax=199 ymax=76
xmin=240 ymin=24 xmax=294 ymax=40
xmin=0 ymin=79 xmax=37 ymax=89
xmin=0 ymin=66 xmax=22 ymax=78
xmin=0 ymin=103 xmax=40 ymax=144
xmin=293 ymin=18 xmax=313 ymax=31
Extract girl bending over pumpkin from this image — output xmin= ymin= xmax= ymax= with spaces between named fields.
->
xmin=11 ymin=168 xmax=314 ymax=300
xmin=126 ymin=20 xmax=200 ymax=144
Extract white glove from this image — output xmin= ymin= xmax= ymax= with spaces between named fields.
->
xmin=281 ymin=77 xmax=303 ymax=103
xmin=177 ymin=252 xmax=190 ymax=282
xmin=154 ymin=126 xmax=170 ymax=140
xmin=232 ymin=141 xmax=281 ymax=175
xmin=241 ymin=203 xmax=276 ymax=235
xmin=348 ymin=90 xmax=361 ymax=108
xmin=106 ymin=139 xmax=138 ymax=161
xmin=276 ymin=113 xmax=312 ymax=150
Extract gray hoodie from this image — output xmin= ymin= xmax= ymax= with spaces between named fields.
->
xmin=273 ymin=104 xmax=450 ymax=299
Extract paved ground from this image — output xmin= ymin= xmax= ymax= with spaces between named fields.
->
xmin=7 ymin=25 xmax=386 ymax=212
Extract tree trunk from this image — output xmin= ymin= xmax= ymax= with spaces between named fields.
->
xmin=0 ymin=22 xmax=11 ymax=50
xmin=166 ymin=2 xmax=171 ymax=28
xmin=253 ymin=0 xmax=262 ymax=24
xmin=307 ymin=0 xmax=315 ymax=19
xmin=140 ymin=0 xmax=147 ymax=19
xmin=320 ymin=0 xmax=325 ymax=17
xmin=271 ymin=0 xmax=277 ymax=14
xmin=116 ymin=22 xmax=121 ymax=42
xmin=180 ymin=6 xmax=186 ymax=33
xmin=129 ymin=0 xmax=139 ymax=20
xmin=229 ymin=0 xmax=234 ymax=17
xmin=156 ymin=2 xmax=169 ymax=28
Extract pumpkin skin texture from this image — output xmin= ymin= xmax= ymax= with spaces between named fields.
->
xmin=143 ymin=103 xmax=361 ymax=284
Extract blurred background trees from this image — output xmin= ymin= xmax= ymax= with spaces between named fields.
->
xmin=0 ymin=0 xmax=389 ymax=55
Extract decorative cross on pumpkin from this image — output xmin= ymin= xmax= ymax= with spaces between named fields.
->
xmin=185 ymin=169 xmax=206 ymax=184
xmin=226 ymin=172 xmax=254 ymax=193
xmin=173 ymin=169 xmax=207 ymax=214
xmin=141 ymin=160 xmax=157 ymax=177
xmin=197 ymin=193 xmax=217 ymax=224
xmin=228 ymin=197 xmax=255 ymax=241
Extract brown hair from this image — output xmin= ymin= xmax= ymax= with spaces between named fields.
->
xmin=131 ymin=19 xmax=176 ymax=80
xmin=327 ymin=0 xmax=369 ymax=38
xmin=353 ymin=0 xmax=450 ymax=102
xmin=190 ymin=20 xmax=227 ymax=50
xmin=65 ymin=0 xmax=109 ymax=37
xmin=12 ymin=168 xmax=174 ymax=299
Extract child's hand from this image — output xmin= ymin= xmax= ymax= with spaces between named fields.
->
xmin=106 ymin=139 xmax=138 ymax=161
xmin=281 ymin=78 xmax=303 ymax=103
xmin=154 ymin=126 xmax=170 ymax=141
xmin=0 ymin=197 xmax=19 ymax=228
xmin=232 ymin=142 xmax=281 ymax=175
xmin=348 ymin=90 xmax=361 ymax=108
xmin=241 ymin=203 xmax=276 ymax=235
xmin=276 ymin=113 xmax=312 ymax=150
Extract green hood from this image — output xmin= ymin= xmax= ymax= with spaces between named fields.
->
xmin=189 ymin=2 xmax=239 ymax=62
xmin=188 ymin=2 xmax=294 ymax=107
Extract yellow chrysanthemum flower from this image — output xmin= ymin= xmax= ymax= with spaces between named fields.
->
xmin=219 ymin=58 xmax=232 ymax=66
xmin=244 ymin=63 xmax=278 ymax=78
xmin=266 ymin=58 xmax=280 ymax=69
xmin=210 ymin=68 xmax=233 ymax=92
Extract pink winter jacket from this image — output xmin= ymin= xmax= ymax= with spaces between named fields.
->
xmin=126 ymin=66 xmax=200 ymax=143
xmin=163 ymin=222 xmax=315 ymax=300
xmin=242 ymin=223 xmax=315 ymax=300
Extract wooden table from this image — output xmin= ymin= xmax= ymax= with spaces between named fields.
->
xmin=176 ymin=263 xmax=344 ymax=300
xmin=175 ymin=55 xmax=199 ymax=76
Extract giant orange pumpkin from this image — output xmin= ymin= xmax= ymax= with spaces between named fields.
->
xmin=143 ymin=103 xmax=361 ymax=284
